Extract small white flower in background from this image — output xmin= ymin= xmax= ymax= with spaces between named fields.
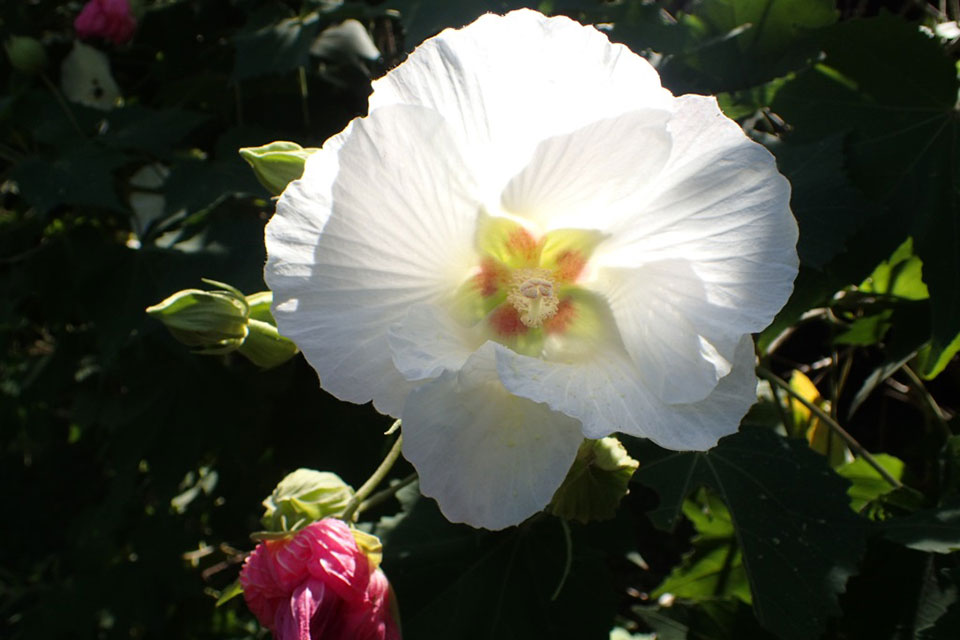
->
xmin=60 ymin=40 xmax=120 ymax=110
xmin=311 ymin=19 xmax=381 ymax=64
xmin=265 ymin=10 xmax=798 ymax=530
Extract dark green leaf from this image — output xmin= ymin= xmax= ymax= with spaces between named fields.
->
xmin=377 ymin=483 xmax=626 ymax=640
xmin=611 ymin=0 xmax=836 ymax=93
xmin=773 ymin=15 xmax=960 ymax=379
xmin=233 ymin=7 xmax=323 ymax=80
xmin=632 ymin=428 xmax=867 ymax=640
xmin=386 ymin=0 xmax=534 ymax=48
xmin=631 ymin=598 xmax=776 ymax=640
xmin=774 ymin=133 xmax=875 ymax=269
xmin=880 ymin=498 xmax=960 ymax=554
xmin=839 ymin=542 xmax=959 ymax=639
xmin=920 ymin=570 xmax=960 ymax=640
xmin=11 ymin=142 xmax=127 ymax=214
xmin=102 ymin=106 xmax=208 ymax=156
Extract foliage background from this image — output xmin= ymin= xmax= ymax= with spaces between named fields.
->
xmin=2 ymin=0 xmax=960 ymax=638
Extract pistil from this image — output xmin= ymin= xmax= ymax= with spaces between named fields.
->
xmin=507 ymin=268 xmax=559 ymax=327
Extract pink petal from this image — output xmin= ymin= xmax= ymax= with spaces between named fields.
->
xmin=273 ymin=578 xmax=339 ymax=640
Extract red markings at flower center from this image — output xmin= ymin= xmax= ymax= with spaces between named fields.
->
xmin=474 ymin=258 xmax=504 ymax=297
xmin=488 ymin=305 xmax=528 ymax=337
xmin=554 ymin=250 xmax=588 ymax=283
xmin=507 ymin=227 xmax=538 ymax=263
xmin=543 ymin=298 xmax=576 ymax=334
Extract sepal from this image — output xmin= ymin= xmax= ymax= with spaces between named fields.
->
xmin=548 ymin=437 xmax=639 ymax=523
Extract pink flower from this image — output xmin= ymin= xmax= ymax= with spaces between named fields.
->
xmin=74 ymin=0 xmax=137 ymax=45
xmin=240 ymin=519 xmax=400 ymax=640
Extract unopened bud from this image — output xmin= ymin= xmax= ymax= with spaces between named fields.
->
xmin=239 ymin=141 xmax=318 ymax=196
xmin=5 ymin=36 xmax=47 ymax=75
xmin=146 ymin=282 xmax=298 ymax=368
xmin=548 ymin=437 xmax=639 ymax=523
xmin=261 ymin=468 xmax=355 ymax=532
xmin=146 ymin=286 xmax=248 ymax=348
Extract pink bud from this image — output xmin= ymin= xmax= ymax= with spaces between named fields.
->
xmin=74 ymin=0 xmax=137 ymax=45
xmin=240 ymin=519 xmax=401 ymax=640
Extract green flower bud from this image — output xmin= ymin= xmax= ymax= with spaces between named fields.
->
xmin=239 ymin=141 xmax=319 ymax=196
xmin=548 ymin=437 xmax=639 ymax=524
xmin=146 ymin=287 xmax=248 ymax=349
xmin=261 ymin=468 xmax=355 ymax=532
xmin=5 ymin=36 xmax=47 ymax=75
xmin=147 ymin=283 xmax=298 ymax=369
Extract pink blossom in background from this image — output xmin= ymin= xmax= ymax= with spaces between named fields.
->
xmin=74 ymin=0 xmax=137 ymax=45
xmin=240 ymin=519 xmax=400 ymax=640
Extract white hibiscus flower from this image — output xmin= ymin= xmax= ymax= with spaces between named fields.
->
xmin=265 ymin=9 xmax=798 ymax=530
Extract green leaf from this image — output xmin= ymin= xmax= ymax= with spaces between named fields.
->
xmin=164 ymin=129 xmax=265 ymax=215
xmin=860 ymin=237 xmax=929 ymax=301
xmin=834 ymin=311 xmax=892 ymax=346
xmin=386 ymin=0 xmax=533 ymax=48
xmin=654 ymin=490 xmax=750 ymax=603
xmin=102 ymin=106 xmax=208 ymax=156
xmin=836 ymin=453 xmax=905 ymax=514
xmin=622 ymin=0 xmax=836 ymax=93
xmin=839 ymin=542 xmax=959 ymax=639
xmin=938 ymin=436 xmax=960 ymax=500
xmin=632 ymin=428 xmax=867 ymax=640
xmin=10 ymin=142 xmax=127 ymax=214
xmin=215 ymin=580 xmax=243 ymax=607
xmin=773 ymin=15 xmax=960 ymax=379
xmin=920 ymin=570 xmax=960 ymax=639
xmin=773 ymin=133 xmax=874 ymax=269
xmin=880 ymin=498 xmax=960 ymax=554
xmin=376 ymin=482 xmax=626 ymax=640
xmin=233 ymin=7 xmax=322 ymax=79
xmin=631 ymin=598 xmax=776 ymax=640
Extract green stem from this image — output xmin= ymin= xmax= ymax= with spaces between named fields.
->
xmin=356 ymin=472 xmax=418 ymax=516
xmin=758 ymin=366 xmax=903 ymax=489
xmin=342 ymin=434 xmax=403 ymax=522
xmin=297 ymin=66 xmax=310 ymax=127
xmin=902 ymin=364 xmax=953 ymax=438
xmin=768 ymin=380 xmax=794 ymax=437
xmin=550 ymin=518 xmax=573 ymax=601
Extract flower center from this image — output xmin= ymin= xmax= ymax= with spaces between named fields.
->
xmin=507 ymin=269 xmax=559 ymax=328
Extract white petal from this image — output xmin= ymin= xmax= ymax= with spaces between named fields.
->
xmin=401 ymin=343 xmax=584 ymax=530
xmin=495 ymin=335 xmax=758 ymax=451
xmin=370 ymin=10 xmax=672 ymax=190
xmin=595 ymin=95 xmax=798 ymax=300
xmin=499 ymin=109 xmax=673 ymax=230
xmin=265 ymin=105 xmax=479 ymax=415
xmin=593 ymin=261 xmax=745 ymax=404
xmin=388 ymin=302 xmax=482 ymax=381
xmin=574 ymin=96 xmax=795 ymax=402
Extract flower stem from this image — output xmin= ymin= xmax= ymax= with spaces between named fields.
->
xmin=342 ymin=433 xmax=403 ymax=522
xmin=550 ymin=518 xmax=573 ymax=601
xmin=356 ymin=472 xmax=418 ymax=516
xmin=757 ymin=366 xmax=903 ymax=489
xmin=901 ymin=364 xmax=953 ymax=438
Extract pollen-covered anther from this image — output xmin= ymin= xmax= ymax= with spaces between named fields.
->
xmin=507 ymin=269 xmax=560 ymax=327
